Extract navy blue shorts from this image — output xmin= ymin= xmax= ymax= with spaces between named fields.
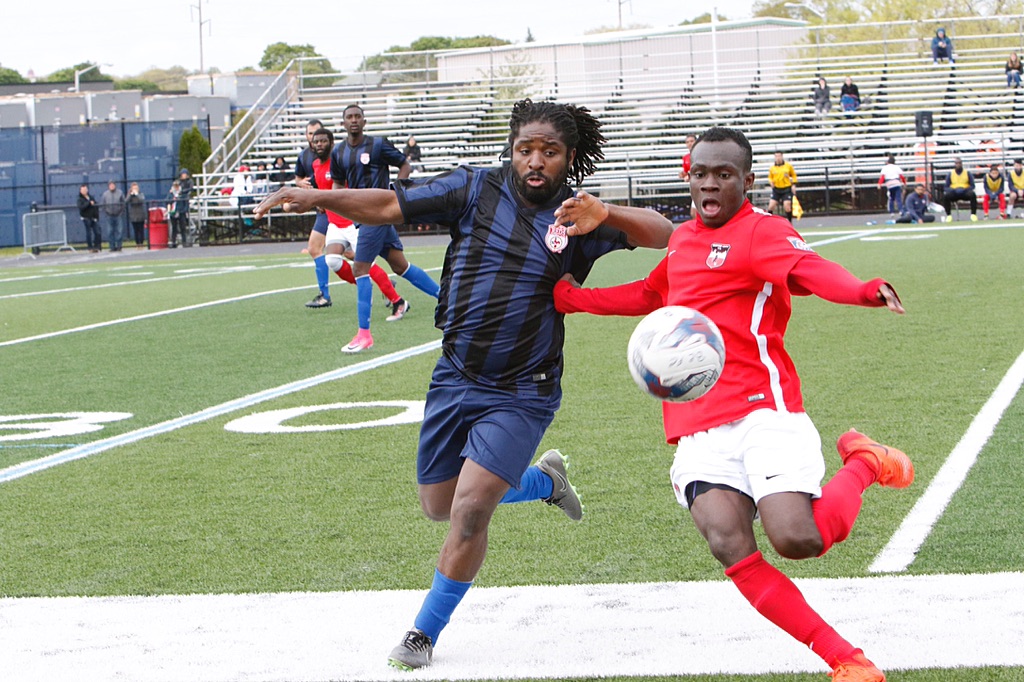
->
xmin=310 ymin=211 xmax=330 ymax=236
xmin=354 ymin=224 xmax=404 ymax=263
xmin=417 ymin=354 xmax=560 ymax=487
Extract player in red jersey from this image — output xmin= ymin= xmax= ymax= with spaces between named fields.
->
xmin=310 ymin=128 xmax=410 ymax=321
xmin=677 ymin=133 xmax=697 ymax=219
xmin=553 ymin=126 xmax=912 ymax=682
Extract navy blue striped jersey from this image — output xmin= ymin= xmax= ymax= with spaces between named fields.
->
xmin=330 ymin=136 xmax=406 ymax=191
xmin=294 ymin=147 xmax=317 ymax=187
xmin=395 ymin=164 xmax=631 ymax=395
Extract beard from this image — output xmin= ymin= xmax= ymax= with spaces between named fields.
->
xmin=514 ymin=168 xmax=569 ymax=206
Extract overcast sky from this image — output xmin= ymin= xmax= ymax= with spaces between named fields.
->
xmin=1 ymin=0 xmax=759 ymax=79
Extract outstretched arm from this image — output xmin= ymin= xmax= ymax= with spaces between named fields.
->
xmin=788 ymin=257 xmax=904 ymax=314
xmin=554 ymin=258 xmax=669 ymax=316
xmin=253 ymin=186 xmax=403 ymax=225
xmin=553 ymin=190 xmax=673 ymax=248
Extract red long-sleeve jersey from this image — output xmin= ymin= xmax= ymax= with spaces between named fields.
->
xmin=555 ymin=201 xmax=892 ymax=442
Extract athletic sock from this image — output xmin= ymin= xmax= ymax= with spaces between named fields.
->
xmin=400 ymin=263 xmax=440 ymax=298
xmin=314 ymin=255 xmax=330 ymax=298
xmin=355 ymin=276 xmax=372 ymax=330
xmin=811 ymin=459 xmax=874 ymax=555
xmin=413 ymin=568 xmax=473 ymax=645
xmin=726 ymin=550 xmax=858 ymax=668
xmin=333 ymin=259 xmax=356 ymax=284
xmin=499 ymin=465 xmax=554 ymax=504
xmin=369 ymin=264 xmax=401 ymax=303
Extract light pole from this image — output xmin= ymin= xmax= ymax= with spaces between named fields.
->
xmin=785 ymin=3 xmax=827 ymax=69
xmin=73 ymin=63 xmax=111 ymax=93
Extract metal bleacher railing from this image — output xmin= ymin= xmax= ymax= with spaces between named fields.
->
xmin=190 ymin=14 xmax=1024 ymax=237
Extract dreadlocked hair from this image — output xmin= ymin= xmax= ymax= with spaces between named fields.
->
xmin=507 ymin=98 xmax=606 ymax=185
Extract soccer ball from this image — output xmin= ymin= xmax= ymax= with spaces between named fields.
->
xmin=627 ymin=306 xmax=726 ymax=403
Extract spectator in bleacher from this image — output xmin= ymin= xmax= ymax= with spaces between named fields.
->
xmin=980 ymin=164 xmax=1008 ymax=220
xmin=252 ymin=163 xmax=270 ymax=196
xmin=767 ymin=151 xmax=798 ymax=222
xmin=230 ymin=165 xmax=253 ymax=208
xmin=931 ymin=27 xmax=954 ymax=64
xmin=941 ymin=157 xmax=978 ymax=222
xmin=269 ymin=156 xmax=293 ymax=188
xmin=99 ymin=180 xmax=126 ymax=252
xmin=126 ymin=182 xmax=147 ymax=248
xmin=839 ymin=77 xmax=860 ymax=113
xmin=1006 ymin=52 xmax=1022 ymax=89
xmin=895 ymin=184 xmax=935 ymax=223
xmin=77 ymin=184 xmax=101 ymax=253
xmin=877 ymin=155 xmax=906 ymax=216
xmin=812 ymin=77 xmax=831 ymax=118
xmin=403 ymin=135 xmax=423 ymax=172
xmin=678 ymin=133 xmax=697 ymax=218
xmin=1008 ymin=159 xmax=1024 ymax=216
xmin=294 ymin=118 xmax=335 ymax=309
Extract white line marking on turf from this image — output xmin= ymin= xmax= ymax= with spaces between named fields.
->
xmin=0 ymin=341 xmax=440 ymax=484
xmin=0 ymin=285 xmax=313 ymax=349
xmin=870 ymin=346 xmax=1024 ymax=573
xmin=2 ymin=572 xmax=1021 ymax=681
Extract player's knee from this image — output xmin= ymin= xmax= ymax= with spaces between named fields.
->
xmin=769 ymin=531 xmax=822 ymax=560
xmin=449 ymin=498 xmax=495 ymax=540
xmin=704 ymin=530 xmax=757 ymax=568
xmin=324 ymin=253 xmax=348 ymax=274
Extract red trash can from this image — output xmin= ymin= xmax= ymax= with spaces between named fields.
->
xmin=148 ymin=207 xmax=168 ymax=250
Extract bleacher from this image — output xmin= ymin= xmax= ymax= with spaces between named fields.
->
xmin=194 ymin=14 xmax=1024 ymax=236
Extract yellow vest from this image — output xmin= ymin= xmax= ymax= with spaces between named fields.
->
xmin=948 ymin=169 xmax=971 ymax=189
xmin=769 ymin=163 xmax=796 ymax=189
xmin=984 ymin=174 xmax=1004 ymax=193
xmin=1010 ymin=169 xmax=1024 ymax=191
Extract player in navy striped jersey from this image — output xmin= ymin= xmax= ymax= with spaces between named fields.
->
xmin=255 ymin=99 xmax=673 ymax=670
xmin=330 ymin=104 xmax=439 ymax=352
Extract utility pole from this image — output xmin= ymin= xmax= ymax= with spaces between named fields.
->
xmin=616 ymin=0 xmax=632 ymax=30
xmin=191 ymin=0 xmax=212 ymax=74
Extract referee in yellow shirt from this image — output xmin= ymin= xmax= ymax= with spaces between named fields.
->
xmin=767 ymin=151 xmax=798 ymax=222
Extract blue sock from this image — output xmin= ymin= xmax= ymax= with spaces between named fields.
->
xmin=500 ymin=465 xmax=553 ymax=504
xmin=401 ymin=263 xmax=440 ymax=299
xmin=314 ymin=255 xmax=330 ymax=299
xmin=355 ymin=276 xmax=372 ymax=329
xmin=413 ymin=568 xmax=472 ymax=644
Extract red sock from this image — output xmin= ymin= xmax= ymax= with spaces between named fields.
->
xmin=726 ymin=551 xmax=858 ymax=668
xmin=999 ymin=194 xmax=1007 ymax=214
xmin=983 ymin=195 xmax=990 ymax=214
xmin=369 ymin=264 xmax=401 ymax=303
xmin=811 ymin=458 xmax=874 ymax=555
xmin=333 ymin=259 xmax=356 ymax=284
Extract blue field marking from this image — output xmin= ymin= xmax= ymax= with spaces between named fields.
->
xmin=0 ymin=340 xmax=441 ymax=484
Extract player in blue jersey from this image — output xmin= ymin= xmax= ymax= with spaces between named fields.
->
xmin=330 ymin=104 xmax=440 ymax=352
xmin=254 ymin=98 xmax=674 ymax=670
xmin=294 ymin=119 xmax=334 ymax=309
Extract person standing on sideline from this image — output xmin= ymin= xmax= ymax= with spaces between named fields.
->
xmin=553 ymin=126 xmax=911 ymax=682
xmin=126 ymin=182 xmax=147 ymax=247
xmin=309 ymin=127 xmax=409 ymax=319
xmin=295 ymin=119 xmax=335 ymax=309
xmin=1007 ymin=158 xmax=1024 ymax=216
xmin=99 ymin=181 xmax=125 ymax=252
xmin=678 ymin=133 xmax=698 ymax=219
xmin=173 ymin=168 xmax=194 ymax=247
xmin=77 ymin=184 xmax=101 ymax=252
xmin=767 ymin=151 xmax=797 ymax=222
xmin=894 ymin=183 xmax=936 ymax=223
xmin=941 ymin=157 xmax=979 ymax=221
xmin=254 ymin=98 xmax=674 ymax=670
xmin=877 ymin=155 xmax=906 ymax=216
xmin=330 ymin=104 xmax=439 ymax=353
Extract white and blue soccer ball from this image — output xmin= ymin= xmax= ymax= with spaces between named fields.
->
xmin=627 ymin=306 xmax=726 ymax=403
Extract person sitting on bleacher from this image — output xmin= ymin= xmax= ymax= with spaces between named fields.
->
xmin=840 ymin=77 xmax=860 ymax=112
xmin=980 ymin=164 xmax=1008 ymax=220
xmin=895 ymin=184 xmax=936 ymax=223
xmin=941 ymin=157 xmax=978 ymax=222
xmin=931 ymin=27 xmax=954 ymax=64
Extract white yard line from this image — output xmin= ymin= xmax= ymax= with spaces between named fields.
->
xmin=2 ymin=572 xmax=1021 ymax=681
xmin=0 ymin=341 xmax=441 ymax=484
xmin=870 ymin=346 xmax=1024 ymax=573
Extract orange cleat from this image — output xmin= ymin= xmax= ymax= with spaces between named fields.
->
xmin=830 ymin=652 xmax=886 ymax=682
xmin=836 ymin=429 xmax=914 ymax=489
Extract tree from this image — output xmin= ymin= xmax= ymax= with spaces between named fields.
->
xmin=178 ymin=125 xmax=212 ymax=178
xmin=359 ymin=35 xmax=510 ymax=83
xmin=133 ymin=66 xmax=191 ymax=92
xmin=259 ymin=42 xmax=333 ymax=73
xmin=45 ymin=62 xmax=113 ymax=84
xmin=115 ymin=78 xmax=161 ymax=92
xmin=678 ymin=12 xmax=728 ymax=24
xmin=0 ymin=64 xmax=27 ymax=85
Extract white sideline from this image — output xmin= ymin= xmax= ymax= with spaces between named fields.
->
xmin=2 ymin=572 xmax=1022 ymax=681
xmin=870 ymin=345 xmax=1024 ymax=572
xmin=0 ymin=341 xmax=441 ymax=484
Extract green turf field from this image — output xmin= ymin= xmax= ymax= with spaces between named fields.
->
xmin=1 ymin=221 xmax=1022 ymax=681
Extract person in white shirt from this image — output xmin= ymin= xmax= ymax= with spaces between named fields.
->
xmin=877 ymin=155 xmax=906 ymax=215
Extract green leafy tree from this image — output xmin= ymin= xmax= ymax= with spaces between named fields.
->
xmin=178 ymin=125 xmax=212 ymax=178
xmin=259 ymin=42 xmax=333 ymax=73
xmin=133 ymin=66 xmax=191 ymax=92
xmin=45 ymin=62 xmax=113 ymax=84
xmin=115 ymin=78 xmax=161 ymax=91
xmin=359 ymin=35 xmax=510 ymax=83
xmin=0 ymin=64 xmax=27 ymax=85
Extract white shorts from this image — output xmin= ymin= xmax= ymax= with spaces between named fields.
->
xmin=325 ymin=223 xmax=358 ymax=253
xmin=669 ymin=409 xmax=825 ymax=509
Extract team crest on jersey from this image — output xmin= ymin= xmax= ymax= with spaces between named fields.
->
xmin=706 ymin=243 xmax=731 ymax=269
xmin=359 ymin=152 xmax=370 ymax=165
xmin=787 ymin=236 xmax=815 ymax=252
xmin=545 ymin=223 xmax=568 ymax=253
